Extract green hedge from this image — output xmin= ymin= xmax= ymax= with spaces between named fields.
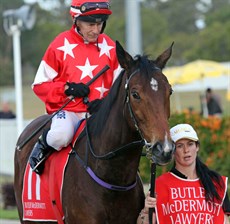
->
xmin=139 ymin=112 xmax=230 ymax=184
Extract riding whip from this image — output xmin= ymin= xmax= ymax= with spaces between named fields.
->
xmin=149 ymin=162 xmax=156 ymax=224
xmin=16 ymin=65 xmax=110 ymax=150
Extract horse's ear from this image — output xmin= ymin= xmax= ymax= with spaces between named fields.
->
xmin=155 ymin=42 xmax=174 ymax=69
xmin=116 ymin=41 xmax=134 ymax=71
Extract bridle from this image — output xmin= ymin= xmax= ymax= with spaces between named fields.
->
xmin=125 ymin=66 xmax=161 ymax=152
xmin=71 ymin=67 xmax=159 ymax=191
xmin=125 ymin=69 xmax=153 ymax=150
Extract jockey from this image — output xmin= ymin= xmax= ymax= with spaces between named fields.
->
xmin=29 ymin=0 xmax=122 ymax=175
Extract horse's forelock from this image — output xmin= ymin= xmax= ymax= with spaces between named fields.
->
xmin=135 ymin=55 xmax=161 ymax=80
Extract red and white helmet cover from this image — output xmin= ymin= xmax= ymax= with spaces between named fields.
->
xmin=70 ymin=0 xmax=112 ymax=18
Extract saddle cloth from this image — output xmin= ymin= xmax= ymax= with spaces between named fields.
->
xmin=22 ymin=120 xmax=86 ymax=222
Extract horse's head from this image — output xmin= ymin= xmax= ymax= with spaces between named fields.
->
xmin=116 ymin=41 xmax=175 ymax=165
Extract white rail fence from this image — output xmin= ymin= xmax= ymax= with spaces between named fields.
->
xmin=0 ymin=119 xmax=31 ymax=176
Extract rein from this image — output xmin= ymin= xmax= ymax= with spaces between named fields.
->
xmin=71 ymin=68 xmax=154 ymax=191
xmin=85 ymin=113 xmax=144 ymax=160
xmin=126 ymin=69 xmax=158 ymax=224
xmin=71 ymin=113 xmax=144 ymax=191
xmin=149 ymin=162 xmax=156 ymax=224
xmin=71 ymin=148 xmax=138 ymax=191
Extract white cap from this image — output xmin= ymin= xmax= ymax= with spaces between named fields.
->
xmin=170 ymin=124 xmax=199 ymax=143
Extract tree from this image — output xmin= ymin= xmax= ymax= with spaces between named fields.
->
xmin=143 ymin=0 xmax=200 ymax=34
xmin=0 ymin=1 xmax=69 ymax=85
xmin=183 ymin=0 xmax=230 ymax=62
xmin=0 ymin=0 xmax=24 ymax=85
xmin=0 ymin=0 xmax=229 ymax=86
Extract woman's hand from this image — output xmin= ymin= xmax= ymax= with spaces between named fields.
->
xmin=144 ymin=191 xmax=157 ymax=211
xmin=136 ymin=191 xmax=157 ymax=224
xmin=225 ymin=214 xmax=230 ymax=224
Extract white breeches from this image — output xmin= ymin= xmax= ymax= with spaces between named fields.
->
xmin=46 ymin=110 xmax=82 ymax=151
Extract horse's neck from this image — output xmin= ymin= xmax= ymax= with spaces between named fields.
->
xmin=100 ymin=88 xmax=140 ymax=149
xmin=89 ymin=95 xmax=142 ymax=185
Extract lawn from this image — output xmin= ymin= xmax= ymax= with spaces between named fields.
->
xmin=0 ymin=208 xmax=19 ymax=220
xmin=0 ymin=175 xmax=19 ymax=220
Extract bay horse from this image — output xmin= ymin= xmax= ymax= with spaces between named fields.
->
xmin=14 ymin=41 xmax=175 ymax=224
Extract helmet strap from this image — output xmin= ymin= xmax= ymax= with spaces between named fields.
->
xmin=100 ymin=21 xmax=106 ymax=33
xmin=73 ymin=16 xmax=77 ymax=25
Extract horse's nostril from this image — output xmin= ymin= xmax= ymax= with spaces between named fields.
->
xmin=156 ymin=143 xmax=162 ymax=152
xmin=151 ymin=142 xmax=161 ymax=155
xmin=149 ymin=141 xmax=175 ymax=165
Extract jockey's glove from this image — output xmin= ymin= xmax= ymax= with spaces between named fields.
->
xmin=87 ymin=99 xmax=103 ymax=114
xmin=65 ymin=82 xmax=90 ymax=98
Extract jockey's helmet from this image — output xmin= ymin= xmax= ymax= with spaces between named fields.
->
xmin=70 ymin=0 xmax=112 ymax=23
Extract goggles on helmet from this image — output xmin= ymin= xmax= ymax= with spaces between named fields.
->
xmin=71 ymin=2 xmax=110 ymax=13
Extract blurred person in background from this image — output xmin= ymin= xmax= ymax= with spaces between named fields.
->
xmin=0 ymin=101 xmax=16 ymax=119
xmin=205 ymin=87 xmax=223 ymax=117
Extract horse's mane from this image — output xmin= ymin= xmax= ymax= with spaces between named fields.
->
xmin=83 ymin=55 xmax=161 ymax=136
xmin=87 ymin=69 xmax=125 ymax=135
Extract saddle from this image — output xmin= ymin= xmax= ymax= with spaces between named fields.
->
xmin=22 ymin=120 xmax=86 ymax=223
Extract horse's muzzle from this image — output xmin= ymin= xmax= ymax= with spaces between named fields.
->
xmin=149 ymin=141 xmax=175 ymax=166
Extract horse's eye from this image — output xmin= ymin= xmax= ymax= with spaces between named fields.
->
xmin=131 ymin=91 xmax=140 ymax=99
xmin=170 ymin=88 xmax=174 ymax=95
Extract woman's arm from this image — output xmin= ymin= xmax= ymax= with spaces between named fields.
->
xmin=225 ymin=214 xmax=230 ymax=224
xmin=137 ymin=192 xmax=157 ymax=224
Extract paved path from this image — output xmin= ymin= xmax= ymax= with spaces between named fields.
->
xmin=0 ymin=219 xmax=20 ymax=224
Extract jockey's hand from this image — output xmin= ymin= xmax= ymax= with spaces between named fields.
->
xmin=65 ymin=82 xmax=90 ymax=98
xmin=87 ymin=99 xmax=103 ymax=114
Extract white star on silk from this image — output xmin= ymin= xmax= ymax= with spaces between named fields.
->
xmin=97 ymin=38 xmax=114 ymax=58
xmin=57 ymin=38 xmax=78 ymax=60
xmin=95 ymin=81 xmax=109 ymax=98
xmin=112 ymin=65 xmax=123 ymax=84
xmin=77 ymin=58 xmax=98 ymax=80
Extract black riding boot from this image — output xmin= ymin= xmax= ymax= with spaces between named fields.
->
xmin=29 ymin=131 xmax=53 ymax=175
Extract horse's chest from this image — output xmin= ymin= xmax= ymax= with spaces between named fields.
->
xmin=64 ymin=193 xmax=139 ymax=224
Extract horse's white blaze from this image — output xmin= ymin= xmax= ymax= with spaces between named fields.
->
xmin=163 ymin=133 xmax=171 ymax=153
xmin=150 ymin=78 xmax=158 ymax=91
